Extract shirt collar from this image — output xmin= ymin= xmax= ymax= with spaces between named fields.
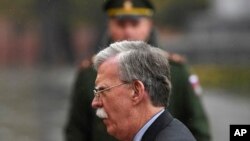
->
xmin=133 ymin=109 xmax=165 ymax=141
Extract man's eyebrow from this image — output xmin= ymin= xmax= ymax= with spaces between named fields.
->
xmin=95 ymin=83 xmax=108 ymax=89
xmin=95 ymin=85 xmax=105 ymax=89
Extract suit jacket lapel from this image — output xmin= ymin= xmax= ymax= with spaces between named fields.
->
xmin=141 ymin=110 xmax=173 ymax=141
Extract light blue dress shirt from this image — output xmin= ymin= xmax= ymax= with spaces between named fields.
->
xmin=133 ymin=109 xmax=165 ymax=141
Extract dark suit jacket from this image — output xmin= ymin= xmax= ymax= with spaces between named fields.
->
xmin=142 ymin=110 xmax=196 ymax=141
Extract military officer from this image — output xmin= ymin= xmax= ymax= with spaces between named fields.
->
xmin=64 ymin=0 xmax=211 ymax=141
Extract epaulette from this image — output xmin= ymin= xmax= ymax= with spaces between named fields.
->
xmin=79 ymin=56 xmax=94 ymax=69
xmin=167 ymin=52 xmax=186 ymax=64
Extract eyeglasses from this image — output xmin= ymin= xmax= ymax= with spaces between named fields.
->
xmin=93 ymin=83 xmax=128 ymax=98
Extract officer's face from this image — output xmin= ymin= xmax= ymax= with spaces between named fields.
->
xmin=108 ymin=17 xmax=152 ymax=41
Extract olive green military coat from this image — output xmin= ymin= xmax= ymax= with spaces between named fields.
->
xmin=64 ymin=31 xmax=210 ymax=141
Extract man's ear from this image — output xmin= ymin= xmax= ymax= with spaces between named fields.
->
xmin=131 ymin=80 xmax=145 ymax=105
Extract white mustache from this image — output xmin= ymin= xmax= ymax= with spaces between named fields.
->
xmin=96 ymin=108 xmax=108 ymax=119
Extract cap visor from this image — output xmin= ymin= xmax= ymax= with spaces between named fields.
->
xmin=112 ymin=15 xmax=143 ymax=20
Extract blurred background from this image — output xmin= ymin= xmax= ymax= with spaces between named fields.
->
xmin=0 ymin=0 xmax=249 ymax=141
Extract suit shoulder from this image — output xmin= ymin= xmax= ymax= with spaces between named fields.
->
xmin=156 ymin=119 xmax=196 ymax=141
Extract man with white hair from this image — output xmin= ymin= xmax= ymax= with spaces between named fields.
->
xmin=91 ymin=40 xmax=196 ymax=141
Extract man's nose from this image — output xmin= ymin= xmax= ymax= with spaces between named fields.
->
xmin=91 ymin=97 xmax=103 ymax=109
xmin=124 ymin=25 xmax=134 ymax=35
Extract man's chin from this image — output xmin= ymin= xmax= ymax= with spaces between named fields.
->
xmin=104 ymin=121 xmax=114 ymax=136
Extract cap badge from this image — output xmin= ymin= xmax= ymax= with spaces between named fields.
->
xmin=124 ymin=1 xmax=133 ymax=11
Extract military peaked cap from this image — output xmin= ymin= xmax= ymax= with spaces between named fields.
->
xmin=103 ymin=0 xmax=155 ymax=18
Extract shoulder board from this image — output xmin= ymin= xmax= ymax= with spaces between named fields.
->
xmin=167 ymin=52 xmax=186 ymax=64
xmin=79 ymin=56 xmax=94 ymax=69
